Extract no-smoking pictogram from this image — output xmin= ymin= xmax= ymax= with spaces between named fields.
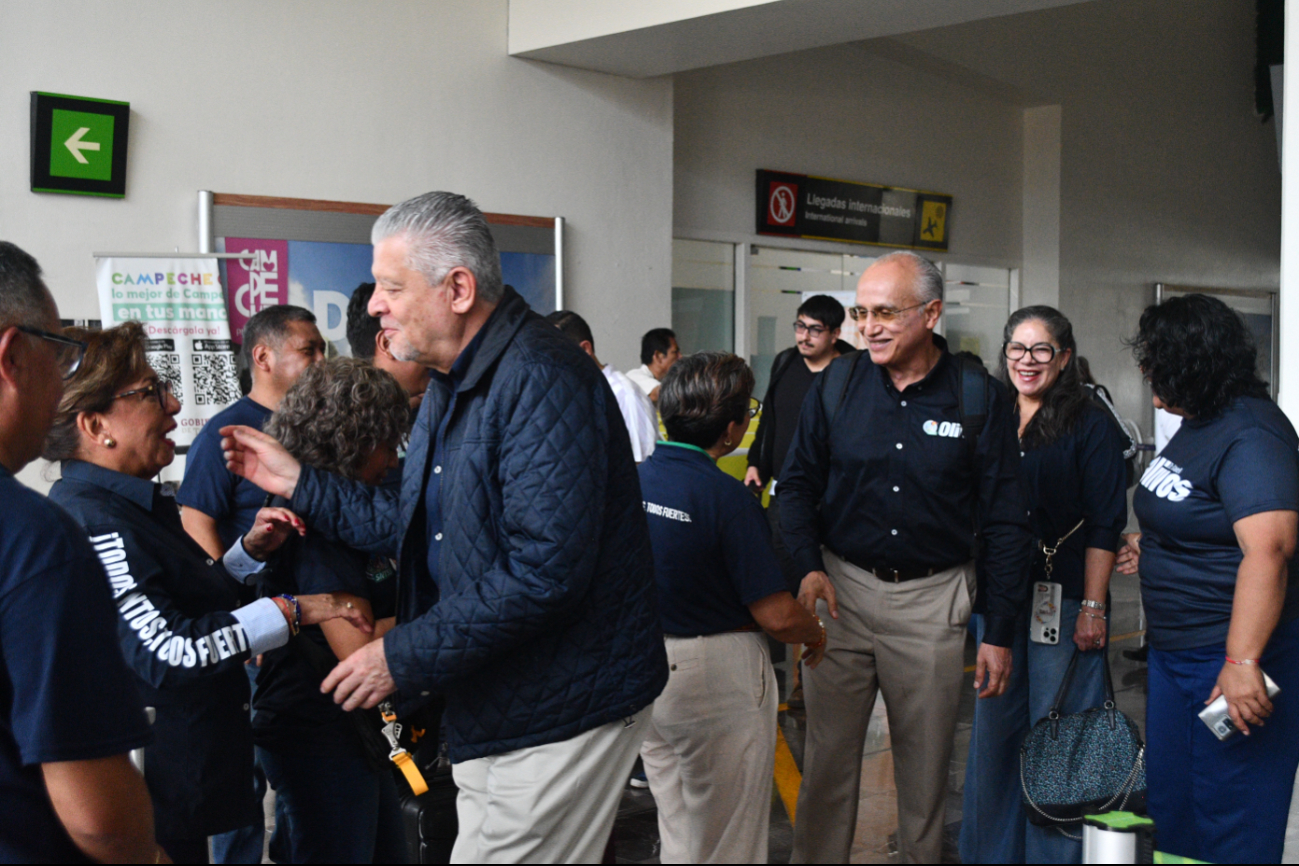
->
xmin=768 ymin=182 xmax=797 ymax=226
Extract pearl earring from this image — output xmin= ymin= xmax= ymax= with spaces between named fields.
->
xmin=104 ymin=437 xmax=116 ymax=448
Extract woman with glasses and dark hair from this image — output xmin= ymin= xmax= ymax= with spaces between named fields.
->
xmin=636 ymin=351 xmax=826 ymax=864
xmin=1123 ymin=294 xmax=1299 ymax=864
xmin=960 ymin=306 xmax=1128 ymax=865
xmin=254 ymin=357 xmax=412 ymax=864
xmin=43 ymin=321 xmax=373 ymax=864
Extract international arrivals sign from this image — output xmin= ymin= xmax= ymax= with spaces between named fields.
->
xmin=756 ymin=169 xmax=952 ymax=252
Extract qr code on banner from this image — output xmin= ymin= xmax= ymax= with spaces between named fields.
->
xmin=191 ymin=352 xmax=240 ymax=407
xmin=146 ymin=352 xmax=184 ymax=406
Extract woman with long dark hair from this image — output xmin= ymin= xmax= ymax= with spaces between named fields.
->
xmin=960 ymin=306 xmax=1128 ymax=864
xmin=1125 ymin=294 xmax=1299 ymax=863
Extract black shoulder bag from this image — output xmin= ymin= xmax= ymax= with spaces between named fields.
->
xmin=1020 ymin=648 xmax=1147 ymax=836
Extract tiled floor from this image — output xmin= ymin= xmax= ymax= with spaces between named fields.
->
xmin=610 ymin=570 xmax=1299 ymax=863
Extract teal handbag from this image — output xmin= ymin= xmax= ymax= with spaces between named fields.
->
xmin=1019 ymin=648 xmax=1147 ymax=836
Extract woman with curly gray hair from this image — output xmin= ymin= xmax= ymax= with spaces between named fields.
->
xmin=252 ymin=357 xmax=413 ymax=864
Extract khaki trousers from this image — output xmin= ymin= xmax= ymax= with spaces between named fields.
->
xmin=790 ymin=551 xmax=974 ymax=864
xmin=640 ymin=632 xmax=777 ymax=864
xmin=449 ymin=706 xmax=650 ymax=864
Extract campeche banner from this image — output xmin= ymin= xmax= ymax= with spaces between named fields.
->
xmin=95 ymin=257 xmax=241 ymax=451
xmin=756 ymin=169 xmax=952 ymax=252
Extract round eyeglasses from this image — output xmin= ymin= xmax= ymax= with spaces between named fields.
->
xmin=1003 ymin=342 xmax=1059 ymax=363
xmin=749 ymin=397 xmax=762 ymax=418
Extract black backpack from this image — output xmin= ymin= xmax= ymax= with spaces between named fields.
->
xmin=1085 ymin=383 xmax=1141 ymax=488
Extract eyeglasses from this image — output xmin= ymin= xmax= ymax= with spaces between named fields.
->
xmin=749 ymin=398 xmax=762 ymax=418
xmin=792 ymin=321 xmax=827 ymax=337
xmin=113 ymin=378 xmax=175 ymax=410
xmin=16 ymin=326 xmax=87 ymax=379
xmin=846 ymin=301 xmax=930 ymax=324
xmin=1003 ymin=342 xmax=1060 ymax=363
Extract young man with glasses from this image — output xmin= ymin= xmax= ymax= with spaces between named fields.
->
xmin=744 ymin=295 xmax=852 ymax=706
xmin=780 ymin=251 xmax=1031 ymax=865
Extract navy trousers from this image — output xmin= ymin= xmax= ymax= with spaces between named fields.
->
xmin=1146 ymin=616 xmax=1299 ymax=864
xmin=257 ymin=742 xmax=409 ymax=864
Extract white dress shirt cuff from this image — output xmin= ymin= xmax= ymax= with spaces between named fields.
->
xmin=232 ymin=598 xmax=292 ymax=657
xmin=223 ymin=536 xmax=268 ymax=585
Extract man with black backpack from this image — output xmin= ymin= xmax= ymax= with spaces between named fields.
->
xmin=744 ymin=295 xmax=855 ymax=584
xmin=780 ymin=251 xmax=1032 ymax=865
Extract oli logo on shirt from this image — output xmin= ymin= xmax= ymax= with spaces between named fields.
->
xmin=1140 ymin=456 xmax=1193 ymax=502
xmin=923 ymin=419 xmax=963 ymax=438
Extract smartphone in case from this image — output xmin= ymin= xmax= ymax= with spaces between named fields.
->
xmin=1030 ymin=581 xmax=1062 ymax=645
xmin=1199 ymin=671 xmax=1281 ymax=741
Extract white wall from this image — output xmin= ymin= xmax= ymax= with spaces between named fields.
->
xmin=673 ymin=43 xmax=1025 ymax=265
xmin=898 ymin=0 xmax=1282 ymax=431
xmin=674 ymin=0 xmax=1282 ymax=437
xmin=0 ymin=0 xmax=673 ymax=489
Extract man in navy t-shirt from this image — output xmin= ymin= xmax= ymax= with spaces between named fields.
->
xmin=176 ymin=303 xmax=323 ymax=864
xmin=0 ymin=241 xmax=158 ymax=862
xmin=179 ymin=305 xmax=325 ymax=557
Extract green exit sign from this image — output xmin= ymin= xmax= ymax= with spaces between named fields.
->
xmin=31 ymin=92 xmax=130 ymax=198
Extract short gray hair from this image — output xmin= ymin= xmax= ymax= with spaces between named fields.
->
xmin=372 ymin=192 xmax=504 ymax=305
xmin=0 ymin=241 xmax=53 ymax=330
xmin=875 ymin=250 xmax=944 ymax=304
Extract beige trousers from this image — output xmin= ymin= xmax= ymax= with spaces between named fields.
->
xmin=790 ymin=551 xmax=974 ymax=865
xmin=640 ymin=632 xmax=778 ymax=864
xmin=449 ymin=706 xmax=650 ymax=864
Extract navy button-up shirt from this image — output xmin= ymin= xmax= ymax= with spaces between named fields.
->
xmin=411 ymin=323 xmax=489 ymax=615
xmin=778 ymin=335 xmax=1032 ymax=646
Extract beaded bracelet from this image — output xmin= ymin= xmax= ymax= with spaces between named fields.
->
xmin=279 ymin=593 xmax=301 ymax=636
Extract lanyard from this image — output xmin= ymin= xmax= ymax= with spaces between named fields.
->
xmin=660 ymin=440 xmax=714 ymax=461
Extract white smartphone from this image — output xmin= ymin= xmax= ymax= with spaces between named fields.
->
xmin=1030 ymin=581 xmax=1062 ymax=645
xmin=1199 ymin=671 xmax=1281 ymax=741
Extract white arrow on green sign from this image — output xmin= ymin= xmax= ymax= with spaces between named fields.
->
xmin=49 ymin=109 xmax=114 ymax=181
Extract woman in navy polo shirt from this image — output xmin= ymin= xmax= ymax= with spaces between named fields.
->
xmin=1122 ymin=294 xmax=1299 ymax=864
xmin=637 ymin=352 xmax=825 ymax=864
xmin=959 ymin=307 xmax=1128 ymax=864
xmin=255 ymin=358 xmax=410 ymax=864
xmin=43 ymin=322 xmax=372 ymax=864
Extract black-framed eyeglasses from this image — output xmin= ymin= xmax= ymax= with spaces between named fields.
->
xmin=749 ymin=397 xmax=762 ymax=418
xmin=15 ymin=326 xmax=87 ymax=379
xmin=1003 ymin=341 xmax=1059 ymax=363
xmin=846 ymin=301 xmax=930 ymax=323
xmin=792 ymin=320 xmax=827 ymax=337
xmin=113 ymin=378 xmax=175 ymax=410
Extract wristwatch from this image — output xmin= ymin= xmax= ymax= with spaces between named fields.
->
xmin=1081 ymin=599 xmax=1106 ymax=611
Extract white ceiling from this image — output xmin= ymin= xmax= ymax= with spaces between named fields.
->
xmin=509 ymin=0 xmax=1098 ymax=79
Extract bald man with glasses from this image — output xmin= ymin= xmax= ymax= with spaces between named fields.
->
xmin=780 ymin=251 xmax=1031 ymax=864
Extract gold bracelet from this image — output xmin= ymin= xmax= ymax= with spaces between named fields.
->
xmin=806 ymin=615 xmax=827 ymax=649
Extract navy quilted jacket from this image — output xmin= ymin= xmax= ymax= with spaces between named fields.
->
xmin=290 ymin=287 xmax=668 ymax=761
